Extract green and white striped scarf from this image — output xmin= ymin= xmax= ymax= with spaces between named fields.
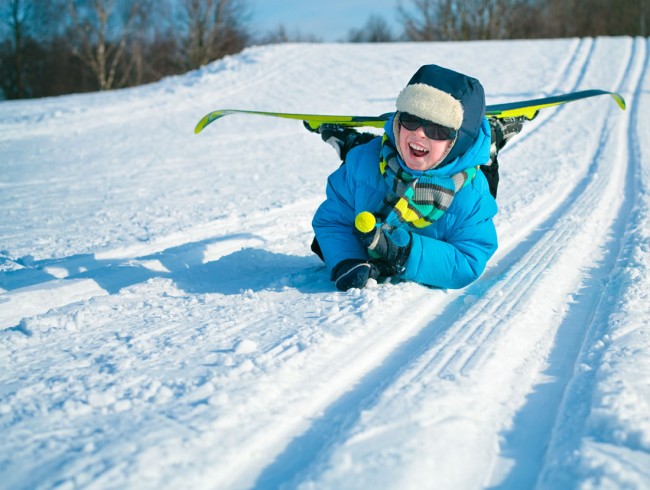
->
xmin=379 ymin=134 xmax=477 ymax=228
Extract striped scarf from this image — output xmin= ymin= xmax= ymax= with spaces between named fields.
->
xmin=379 ymin=134 xmax=477 ymax=228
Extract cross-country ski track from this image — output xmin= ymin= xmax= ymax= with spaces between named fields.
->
xmin=1 ymin=37 xmax=649 ymax=489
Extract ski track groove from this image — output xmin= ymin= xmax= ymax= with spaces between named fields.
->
xmin=457 ymin=35 xmax=645 ymax=478
xmin=533 ymin=35 xmax=649 ymax=489
xmin=555 ymin=36 xmax=595 ymax=93
xmin=550 ymin=38 xmax=589 ymax=93
xmin=485 ymin=36 xmax=647 ymax=489
xmin=494 ymin=37 xmax=593 ymax=186
xmin=492 ymin=36 xmax=632 ymax=262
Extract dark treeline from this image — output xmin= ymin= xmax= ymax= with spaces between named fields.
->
xmin=1 ymin=0 xmax=648 ymax=100
xmin=398 ymin=0 xmax=648 ymax=41
xmin=1 ymin=0 xmax=249 ymax=99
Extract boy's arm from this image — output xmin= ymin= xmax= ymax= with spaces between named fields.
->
xmin=312 ymin=165 xmax=368 ymax=276
xmin=401 ymin=193 xmax=498 ymax=289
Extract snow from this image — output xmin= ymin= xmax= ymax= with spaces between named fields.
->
xmin=1 ymin=37 xmax=649 ymax=489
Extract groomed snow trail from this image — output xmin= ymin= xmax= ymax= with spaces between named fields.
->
xmin=1 ymin=38 xmax=649 ymax=490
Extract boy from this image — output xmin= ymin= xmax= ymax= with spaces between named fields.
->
xmin=312 ymin=64 xmax=514 ymax=291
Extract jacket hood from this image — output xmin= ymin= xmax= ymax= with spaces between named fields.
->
xmin=394 ymin=64 xmax=487 ymax=168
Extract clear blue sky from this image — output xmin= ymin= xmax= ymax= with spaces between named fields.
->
xmin=247 ymin=0 xmax=403 ymax=42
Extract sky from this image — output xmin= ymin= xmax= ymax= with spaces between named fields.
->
xmin=247 ymin=0 xmax=403 ymax=42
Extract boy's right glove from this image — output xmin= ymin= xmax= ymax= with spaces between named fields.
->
xmin=332 ymin=259 xmax=380 ymax=291
xmin=487 ymin=115 xmax=529 ymax=166
xmin=355 ymin=212 xmax=412 ymax=277
xmin=303 ymin=122 xmax=376 ymax=160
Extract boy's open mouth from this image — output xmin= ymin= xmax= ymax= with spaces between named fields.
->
xmin=409 ymin=142 xmax=429 ymax=158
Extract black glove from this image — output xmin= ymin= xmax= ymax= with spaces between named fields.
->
xmin=484 ymin=115 xmax=529 ymax=199
xmin=488 ymin=115 xmax=529 ymax=165
xmin=304 ymin=122 xmax=376 ymax=160
xmin=355 ymin=212 xmax=412 ymax=277
xmin=332 ymin=259 xmax=380 ymax=291
xmin=370 ymin=228 xmax=412 ymax=277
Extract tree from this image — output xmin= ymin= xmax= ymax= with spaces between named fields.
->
xmin=398 ymin=0 xmax=439 ymax=41
xmin=348 ymin=15 xmax=396 ymax=42
xmin=397 ymin=0 xmax=649 ymax=40
xmin=0 ymin=0 xmax=65 ymax=99
xmin=66 ymin=0 xmax=144 ymax=90
xmin=0 ymin=0 xmax=39 ymax=98
xmin=400 ymin=0 xmax=517 ymax=40
xmin=542 ymin=0 xmax=649 ymax=38
xmin=257 ymin=25 xmax=321 ymax=44
xmin=0 ymin=0 xmax=256 ymax=98
xmin=179 ymin=0 xmax=250 ymax=70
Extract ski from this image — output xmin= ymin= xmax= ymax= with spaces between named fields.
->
xmin=484 ymin=89 xmax=626 ymax=119
xmin=194 ymin=89 xmax=625 ymax=134
xmin=194 ymin=110 xmax=389 ymax=134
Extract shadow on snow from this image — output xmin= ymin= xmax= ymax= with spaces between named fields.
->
xmin=0 ymin=233 xmax=330 ymax=298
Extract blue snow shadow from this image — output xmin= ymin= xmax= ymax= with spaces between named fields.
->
xmin=1 ymin=235 xmax=330 ymax=297
xmin=173 ymin=248 xmax=329 ymax=295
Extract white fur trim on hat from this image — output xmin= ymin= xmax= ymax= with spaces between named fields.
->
xmin=396 ymin=83 xmax=463 ymax=130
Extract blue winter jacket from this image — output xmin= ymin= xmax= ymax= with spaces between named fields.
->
xmin=312 ymin=115 xmax=498 ymax=289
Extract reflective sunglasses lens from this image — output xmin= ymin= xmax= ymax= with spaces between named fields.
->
xmin=400 ymin=119 xmax=421 ymax=132
xmin=399 ymin=113 xmax=456 ymax=140
xmin=425 ymin=124 xmax=456 ymax=140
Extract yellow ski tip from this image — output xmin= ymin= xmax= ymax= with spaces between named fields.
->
xmin=610 ymin=92 xmax=627 ymax=111
xmin=194 ymin=113 xmax=212 ymax=134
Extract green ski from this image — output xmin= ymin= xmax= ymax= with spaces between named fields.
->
xmin=194 ymin=110 xmax=388 ymax=134
xmin=194 ymin=89 xmax=625 ymax=134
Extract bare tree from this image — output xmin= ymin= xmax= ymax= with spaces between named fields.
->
xmin=1 ymin=0 xmax=62 ymax=98
xmin=404 ymin=0 xmax=499 ymax=40
xmin=179 ymin=0 xmax=250 ymax=70
xmin=398 ymin=0 xmax=440 ymax=40
xmin=67 ymin=0 xmax=142 ymax=90
xmin=1 ymin=0 xmax=255 ymax=98
xmin=545 ymin=0 xmax=649 ymax=37
xmin=257 ymin=25 xmax=322 ymax=44
xmin=348 ymin=15 xmax=396 ymax=42
xmin=398 ymin=0 xmax=541 ymax=40
xmin=1 ymin=0 xmax=33 ymax=98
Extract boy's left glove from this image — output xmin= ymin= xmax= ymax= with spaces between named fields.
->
xmin=355 ymin=212 xmax=412 ymax=277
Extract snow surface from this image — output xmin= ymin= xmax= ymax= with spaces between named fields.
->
xmin=1 ymin=37 xmax=649 ymax=489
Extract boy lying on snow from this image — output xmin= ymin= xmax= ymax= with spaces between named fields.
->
xmin=309 ymin=64 xmax=524 ymax=292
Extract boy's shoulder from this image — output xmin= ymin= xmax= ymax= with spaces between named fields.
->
xmin=342 ymin=136 xmax=383 ymax=181
xmin=346 ymin=135 xmax=382 ymax=166
xmin=446 ymin=169 xmax=497 ymax=218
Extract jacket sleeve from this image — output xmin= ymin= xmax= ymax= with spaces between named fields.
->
xmin=312 ymin=163 xmax=368 ymax=276
xmin=401 ymin=186 xmax=498 ymax=289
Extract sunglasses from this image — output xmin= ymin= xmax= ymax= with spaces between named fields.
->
xmin=399 ymin=113 xmax=457 ymax=140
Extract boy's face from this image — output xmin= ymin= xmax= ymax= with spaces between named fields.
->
xmin=398 ymin=124 xmax=453 ymax=171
